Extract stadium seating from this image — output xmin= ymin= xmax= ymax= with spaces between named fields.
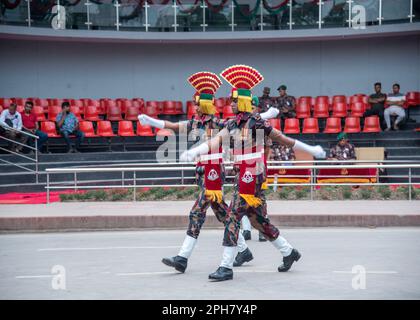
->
xmin=214 ymin=98 xmax=225 ymax=114
xmin=332 ymin=101 xmax=348 ymax=118
xmin=48 ymin=105 xmax=61 ymax=121
xmin=302 ymin=118 xmax=320 ymax=134
xmin=323 ymin=117 xmax=342 ymax=134
xmin=70 ymin=106 xmax=83 ymax=120
xmin=406 ymin=91 xmax=420 ymax=107
xmin=106 ymin=105 xmax=123 ymax=121
xmin=84 ymin=105 xmax=100 ymax=121
xmin=332 ymin=95 xmax=347 ymax=106
xmin=118 ymin=121 xmax=136 ymax=137
xmin=0 ymin=98 xmax=13 ymax=108
xmin=97 ymin=121 xmax=116 ymax=137
xmin=268 ymin=118 xmax=281 ymax=131
xmin=162 ymin=101 xmax=178 ymax=115
xmin=344 ymin=117 xmax=361 ymax=133
xmin=363 ymin=116 xmax=381 ymax=133
xmin=175 ymin=101 xmax=183 ymax=115
xmin=156 ymin=128 xmax=175 ymax=136
xmin=117 ymin=99 xmax=133 ymax=114
xmin=187 ymin=104 xmax=197 ymax=119
xmin=313 ymin=102 xmax=330 ymax=118
xmin=145 ymin=101 xmax=160 ymax=117
xmin=137 ymin=122 xmax=155 ymax=136
xmin=34 ymin=98 xmax=49 ymax=112
xmin=350 ymin=102 xmax=365 ymax=117
xmin=32 ymin=106 xmax=46 ymax=122
xmin=41 ymin=121 xmax=60 ymax=137
xmin=68 ymin=99 xmax=84 ymax=109
xmin=283 ymin=118 xmax=300 ymax=134
xmin=222 ymin=105 xmax=235 ymax=119
xmin=124 ymin=106 xmax=140 ymax=121
xmin=296 ymin=101 xmax=311 ymax=118
xmin=79 ymin=121 xmax=98 ymax=137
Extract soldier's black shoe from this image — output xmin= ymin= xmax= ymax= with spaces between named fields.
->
xmin=258 ymin=232 xmax=267 ymax=242
xmin=162 ymin=255 xmax=188 ymax=273
xmin=243 ymin=230 xmax=251 ymax=241
xmin=208 ymin=267 xmax=233 ymax=281
xmin=278 ymin=249 xmax=301 ymax=272
xmin=233 ymin=248 xmax=254 ymax=267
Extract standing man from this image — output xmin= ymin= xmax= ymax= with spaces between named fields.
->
xmin=364 ymin=82 xmax=386 ymax=126
xmin=275 ymin=84 xmax=296 ymax=122
xmin=181 ymin=65 xmax=326 ymax=281
xmin=56 ymin=101 xmax=84 ymax=153
xmin=384 ymin=84 xmax=406 ymax=131
xmin=138 ymin=71 xmax=253 ymax=272
xmin=0 ymin=103 xmax=27 ymax=153
xmin=21 ymin=101 xmax=48 ymax=153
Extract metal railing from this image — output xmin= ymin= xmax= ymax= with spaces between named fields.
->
xmin=0 ymin=126 xmax=39 ymax=183
xmin=44 ymin=160 xmax=420 ymax=203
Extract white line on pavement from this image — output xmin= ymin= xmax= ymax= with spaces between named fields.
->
xmin=333 ymin=271 xmax=398 ymax=274
xmin=37 ymin=246 xmax=180 ymax=251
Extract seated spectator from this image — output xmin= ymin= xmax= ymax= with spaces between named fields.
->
xmin=275 ymin=85 xmax=296 ymax=119
xmin=259 ymin=87 xmax=275 ymax=112
xmin=328 ymin=132 xmax=356 ymax=164
xmin=271 ymin=144 xmax=296 ymax=163
xmin=384 ymin=83 xmax=406 ymax=131
xmin=0 ymin=103 xmax=27 ymax=153
xmin=56 ymin=101 xmax=84 ymax=153
xmin=21 ymin=101 xmax=48 ymax=153
xmin=365 ymin=82 xmax=386 ymax=126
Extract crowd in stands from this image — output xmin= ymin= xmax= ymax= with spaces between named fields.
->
xmin=0 ymin=84 xmax=419 ymax=155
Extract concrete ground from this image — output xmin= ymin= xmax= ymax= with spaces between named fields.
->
xmin=0 ymin=228 xmax=419 ymax=300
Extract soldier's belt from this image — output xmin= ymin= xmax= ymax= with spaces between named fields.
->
xmin=199 ymin=153 xmax=224 ymax=161
xmin=234 ymin=151 xmax=263 ymax=162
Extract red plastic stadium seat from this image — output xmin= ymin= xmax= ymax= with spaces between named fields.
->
xmin=116 ymin=99 xmax=131 ymax=114
xmin=295 ymin=101 xmax=311 ymax=118
xmin=313 ymin=102 xmax=329 ymax=118
xmin=137 ymin=122 xmax=155 ymax=137
xmin=156 ymin=128 xmax=175 ymax=136
xmin=332 ymin=102 xmax=348 ymax=118
xmin=175 ymin=101 xmax=183 ymax=115
xmin=283 ymin=118 xmax=300 ymax=134
xmin=145 ymin=101 xmax=160 ymax=117
xmin=32 ymin=106 xmax=46 ymax=122
xmin=105 ymin=99 xmax=118 ymax=113
xmin=41 ymin=121 xmax=60 ymax=137
xmin=47 ymin=98 xmax=64 ymax=107
xmin=406 ymin=91 xmax=420 ymax=106
xmin=214 ymin=98 xmax=225 ymax=114
xmin=223 ymin=105 xmax=235 ymax=119
xmin=34 ymin=98 xmax=49 ymax=112
xmin=124 ymin=106 xmax=140 ymax=121
xmin=48 ymin=105 xmax=61 ymax=121
xmin=162 ymin=101 xmax=178 ymax=115
xmin=323 ymin=117 xmax=342 ymax=134
xmin=344 ymin=117 xmax=361 ymax=133
xmin=70 ymin=106 xmax=82 ymax=120
xmin=332 ymin=95 xmax=347 ymax=105
xmin=0 ymin=106 xmax=2 ymax=113
xmin=0 ymin=98 xmax=13 ymax=108
xmin=106 ymin=105 xmax=123 ymax=121
xmin=84 ymin=105 xmax=100 ymax=121
xmin=17 ymin=105 xmax=24 ymax=113
xmin=349 ymin=94 xmax=367 ymax=107
xmin=268 ymin=118 xmax=281 ymax=131
xmin=350 ymin=102 xmax=365 ymax=117
xmin=118 ymin=121 xmax=136 ymax=137
xmin=363 ymin=116 xmax=381 ymax=133
xmin=79 ymin=121 xmax=98 ymax=137
xmin=297 ymin=96 xmax=312 ymax=107
xmin=132 ymin=98 xmax=145 ymax=112
xmin=97 ymin=121 xmax=116 ymax=137
xmin=315 ymin=96 xmax=330 ymax=106
xmin=69 ymin=99 xmax=84 ymax=109
xmin=302 ymin=118 xmax=319 ymax=134
xmin=13 ymin=98 xmax=25 ymax=106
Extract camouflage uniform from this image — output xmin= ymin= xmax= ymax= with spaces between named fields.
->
xmin=275 ymin=94 xmax=296 ymax=119
xmin=258 ymin=94 xmax=276 ymax=112
xmin=186 ymin=115 xmax=229 ymax=239
xmin=328 ymin=142 xmax=356 ymax=164
xmin=271 ymin=144 xmax=296 ymax=161
xmin=223 ymin=113 xmax=280 ymax=247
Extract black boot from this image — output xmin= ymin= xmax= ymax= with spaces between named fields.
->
xmin=208 ymin=267 xmax=233 ymax=281
xmin=162 ymin=255 xmax=188 ymax=273
xmin=242 ymin=230 xmax=251 ymax=241
xmin=258 ymin=232 xmax=267 ymax=242
xmin=233 ymin=248 xmax=254 ymax=267
xmin=278 ymin=249 xmax=301 ymax=272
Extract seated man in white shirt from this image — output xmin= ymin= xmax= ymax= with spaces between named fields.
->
xmin=0 ymin=103 xmax=28 ymax=153
xmin=384 ymin=83 xmax=406 ymax=131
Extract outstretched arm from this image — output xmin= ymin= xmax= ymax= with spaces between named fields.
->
xmin=138 ymin=114 xmax=188 ymax=132
xmin=180 ymin=127 xmax=229 ymax=162
xmin=269 ymin=128 xmax=326 ymax=159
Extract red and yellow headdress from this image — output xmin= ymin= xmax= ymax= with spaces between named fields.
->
xmin=188 ymin=71 xmax=222 ymax=115
xmin=220 ymin=65 xmax=264 ymax=113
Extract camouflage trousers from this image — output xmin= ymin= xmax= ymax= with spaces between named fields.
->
xmin=223 ymin=187 xmax=279 ymax=246
xmin=187 ymin=175 xmax=229 ymax=239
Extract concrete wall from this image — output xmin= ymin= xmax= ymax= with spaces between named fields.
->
xmin=1 ymin=35 xmax=419 ymax=101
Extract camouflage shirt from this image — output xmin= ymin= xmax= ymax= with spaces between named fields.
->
xmin=275 ymin=94 xmax=296 ymax=118
xmin=258 ymin=95 xmax=276 ymax=112
xmin=271 ymin=144 xmax=296 ymax=161
xmin=328 ymin=143 xmax=356 ymax=161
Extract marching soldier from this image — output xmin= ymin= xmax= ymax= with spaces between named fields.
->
xmin=180 ymin=65 xmax=326 ymax=281
xmin=138 ymin=71 xmax=252 ymax=273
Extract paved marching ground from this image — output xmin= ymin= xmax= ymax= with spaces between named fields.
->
xmin=0 ymin=228 xmax=419 ymax=300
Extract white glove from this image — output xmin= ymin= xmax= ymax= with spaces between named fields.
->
xmin=180 ymin=143 xmax=210 ymax=162
xmin=260 ymin=107 xmax=280 ymax=120
xmin=137 ymin=114 xmax=165 ymax=129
